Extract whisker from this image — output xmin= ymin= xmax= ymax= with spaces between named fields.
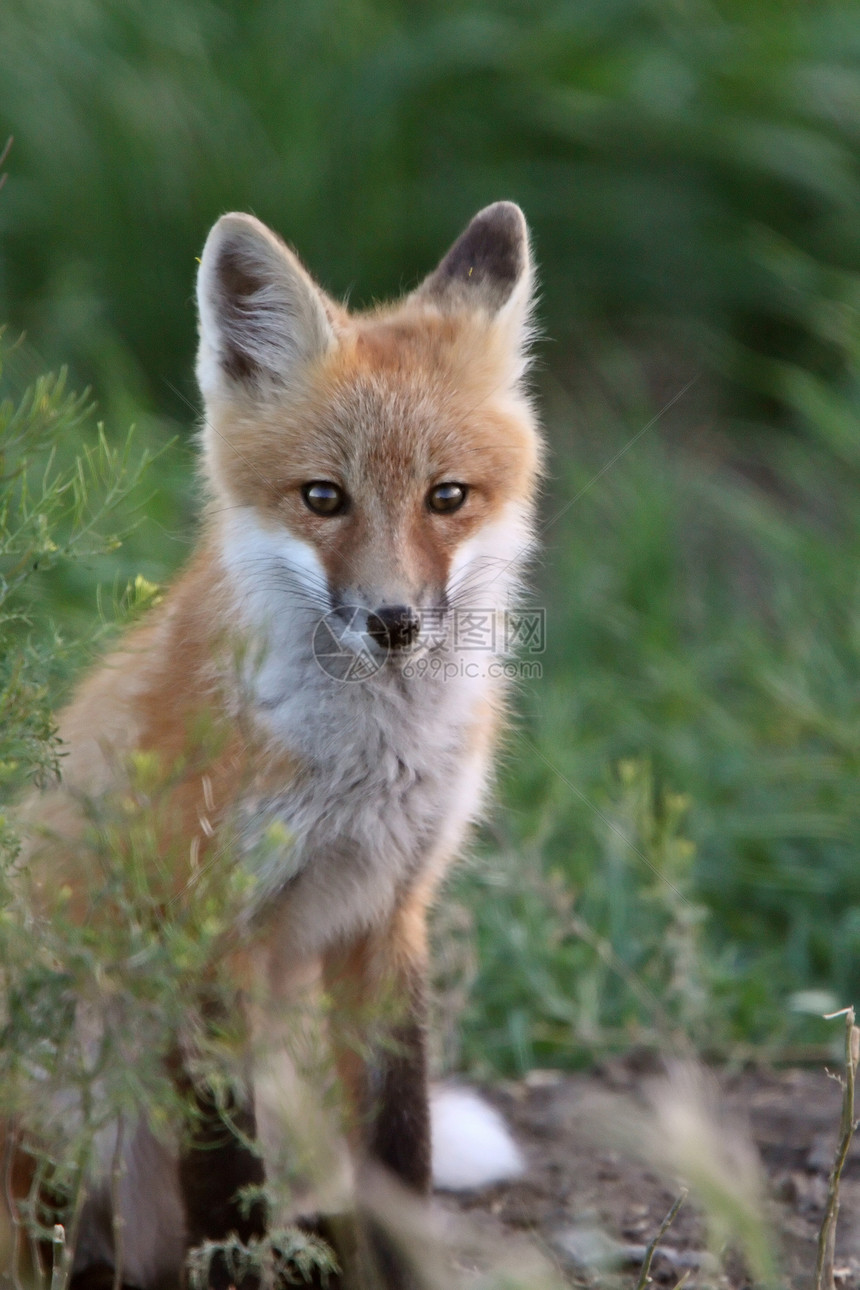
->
xmin=227 ymin=555 xmax=333 ymax=599
xmin=445 ymin=561 xmax=522 ymax=605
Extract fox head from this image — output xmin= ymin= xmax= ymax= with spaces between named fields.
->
xmin=196 ymin=203 xmax=542 ymax=669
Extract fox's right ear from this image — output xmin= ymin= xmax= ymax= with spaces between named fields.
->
xmin=196 ymin=213 xmax=335 ymax=401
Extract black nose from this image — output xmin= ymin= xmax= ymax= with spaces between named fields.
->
xmin=367 ymin=604 xmax=420 ymax=651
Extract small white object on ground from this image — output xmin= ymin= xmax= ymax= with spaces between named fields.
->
xmin=430 ymin=1084 xmax=525 ymax=1192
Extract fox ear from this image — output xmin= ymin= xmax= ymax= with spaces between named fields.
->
xmin=196 ymin=213 xmax=335 ymax=400
xmin=415 ymin=201 xmax=533 ymax=318
xmin=414 ymin=202 xmax=535 ymax=374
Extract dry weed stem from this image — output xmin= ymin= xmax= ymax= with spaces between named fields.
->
xmin=634 ymin=1190 xmax=687 ymax=1290
xmin=814 ymin=1007 xmax=859 ymax=1290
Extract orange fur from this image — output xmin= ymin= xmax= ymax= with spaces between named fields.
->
xmin=10 ymin=202 xmax=543 ymax=1286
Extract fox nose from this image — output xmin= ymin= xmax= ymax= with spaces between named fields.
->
xmin=367 ymin=604 xmax=420 ymax=651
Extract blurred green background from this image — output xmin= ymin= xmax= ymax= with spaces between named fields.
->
xmin=2 ymin=0 xmax=860 ymax=1072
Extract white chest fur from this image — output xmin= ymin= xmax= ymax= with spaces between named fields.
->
xmin=217 ymin=511 xmax=522 ymax=955
xmin=239 ymin=664 xmax=494 ymax=956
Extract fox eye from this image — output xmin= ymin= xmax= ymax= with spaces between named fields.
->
xmin=302 ymin=481 xmax=347 ymax=516
xmin=427 ymin=482 xmax=468 ymax=514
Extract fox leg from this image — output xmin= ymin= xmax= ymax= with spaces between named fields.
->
xmin=172 ymin=1000 xmax=267 ymax=1290
xmin=326 ymin=896 xmax=431 ymax=1194
xmin=177 ymin=1079 xmax=266 ymax=1290
xmin=362 ymin=954 xmax=431 ymax=1197
xmin=317 ymin=897 xmax=432 ymax=1290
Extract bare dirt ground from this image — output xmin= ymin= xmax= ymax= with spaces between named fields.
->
xmin=437 ymin=1059 xmax=860 ymax=1288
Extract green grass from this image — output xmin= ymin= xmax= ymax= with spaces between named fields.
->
xmin=446 ymin=370 xmax=860 ymax=1073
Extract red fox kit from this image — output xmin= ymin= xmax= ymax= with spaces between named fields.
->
xmin=12 ymin=202 xmax=542 ymax=1288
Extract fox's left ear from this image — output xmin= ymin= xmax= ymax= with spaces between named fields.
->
xmin=413 ymin=201 xmax=535 ymax=364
